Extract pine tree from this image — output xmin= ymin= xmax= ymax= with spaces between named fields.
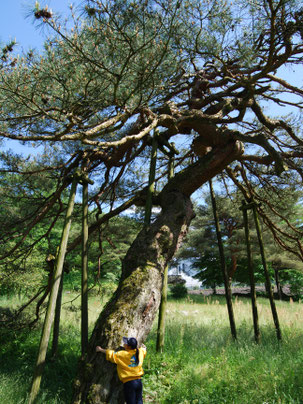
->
xmin=0 ymin=1 xmax=302 ymax=401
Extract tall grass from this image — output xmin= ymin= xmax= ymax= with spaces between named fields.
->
xmin=144 ymin=295 xmax=303 ymax=403
xmin=1 ymin=293 xmax=303 ymax=403
xmin=0 ymin=292 xmax=103 ymax=404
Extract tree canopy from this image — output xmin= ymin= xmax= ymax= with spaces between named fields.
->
xmin=0 ymin=0 xmax=303 ymax=267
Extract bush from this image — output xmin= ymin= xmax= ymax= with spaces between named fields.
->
xmin=286 ymin=270 xmax=303 ymax=300
xmin=170 ymin=283 xmax=188 ymax=299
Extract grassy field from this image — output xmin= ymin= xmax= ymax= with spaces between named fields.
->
xmin=1 ymin=292 xmax=303 ymax=403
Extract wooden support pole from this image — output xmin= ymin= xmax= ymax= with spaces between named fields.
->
xmin=79 ymin=172 xmax=93 ymax=357
xmin=241 ymin=201 xmax=260 ymax=343
xmin=209 ymin=179 xmax=237 ymax=340
xmin=274 ymin=268 xmax=283 ymax=301
xmin=51 ymin=267 xmax=64 ymax=358
xmin=29 ymin=177 xmax=78 ymax=404
xmin=168 ymin=147 xmax=175 ymax=180
xmin=81 ymin=179 xmax=89 ymax=357
xmin=156 ymin=264 xmax=169 ymax=353
xmin=252 ymin=203 xmax=282 ymax=341
xmin=156 ymin=150 xmax=174 ymax=353
xmin=144 ymin=131 xmax=158 ymax=227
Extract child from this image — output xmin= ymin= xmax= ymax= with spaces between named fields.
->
xmin=96 ymin=337 xmax=147 ymax=404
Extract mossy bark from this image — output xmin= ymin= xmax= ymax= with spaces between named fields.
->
xmin=72 ymin=140 xmax=243 ymax=404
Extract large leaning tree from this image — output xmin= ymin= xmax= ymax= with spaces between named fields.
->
xmin=1 ymin=0 xmax=303 ymax=402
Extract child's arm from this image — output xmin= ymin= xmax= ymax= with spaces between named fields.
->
xmin=140 ymin=343 xmax=147 ymax=360
xmin=96 ymin=346 xmax=106 ymax=354
xmin=96 ymin=346 xmax=122 ymax=364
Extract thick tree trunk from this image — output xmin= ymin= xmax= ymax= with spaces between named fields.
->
xmin=72 ymin=190 xmax=194 ymax=403
xmin=72 ymin=140 xmax=243 ymax=404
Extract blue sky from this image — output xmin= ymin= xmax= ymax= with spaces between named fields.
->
xmin=0 ymin=1 xmax=81 ymax=51
xmin=0 ymin=1 xmax=82 ymax=156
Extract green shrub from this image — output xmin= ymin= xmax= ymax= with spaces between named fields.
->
xmin=285 ymin=269 xmax=303 ymax=300
xmin=170 ymin=283 xmax=188 ymax=299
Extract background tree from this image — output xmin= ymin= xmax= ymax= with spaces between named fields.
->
xmin=0 ymin=150 xmax=140 ymax=322
xmin=178 ymin=182 xmax=303 ymax=292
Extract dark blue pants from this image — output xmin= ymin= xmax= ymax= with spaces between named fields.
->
xmin=123 ymin=379 xmax=143 ymax=404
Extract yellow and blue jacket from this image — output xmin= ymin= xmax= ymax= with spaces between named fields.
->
xmin=106 ymin=347 xmax=147 ymax=383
